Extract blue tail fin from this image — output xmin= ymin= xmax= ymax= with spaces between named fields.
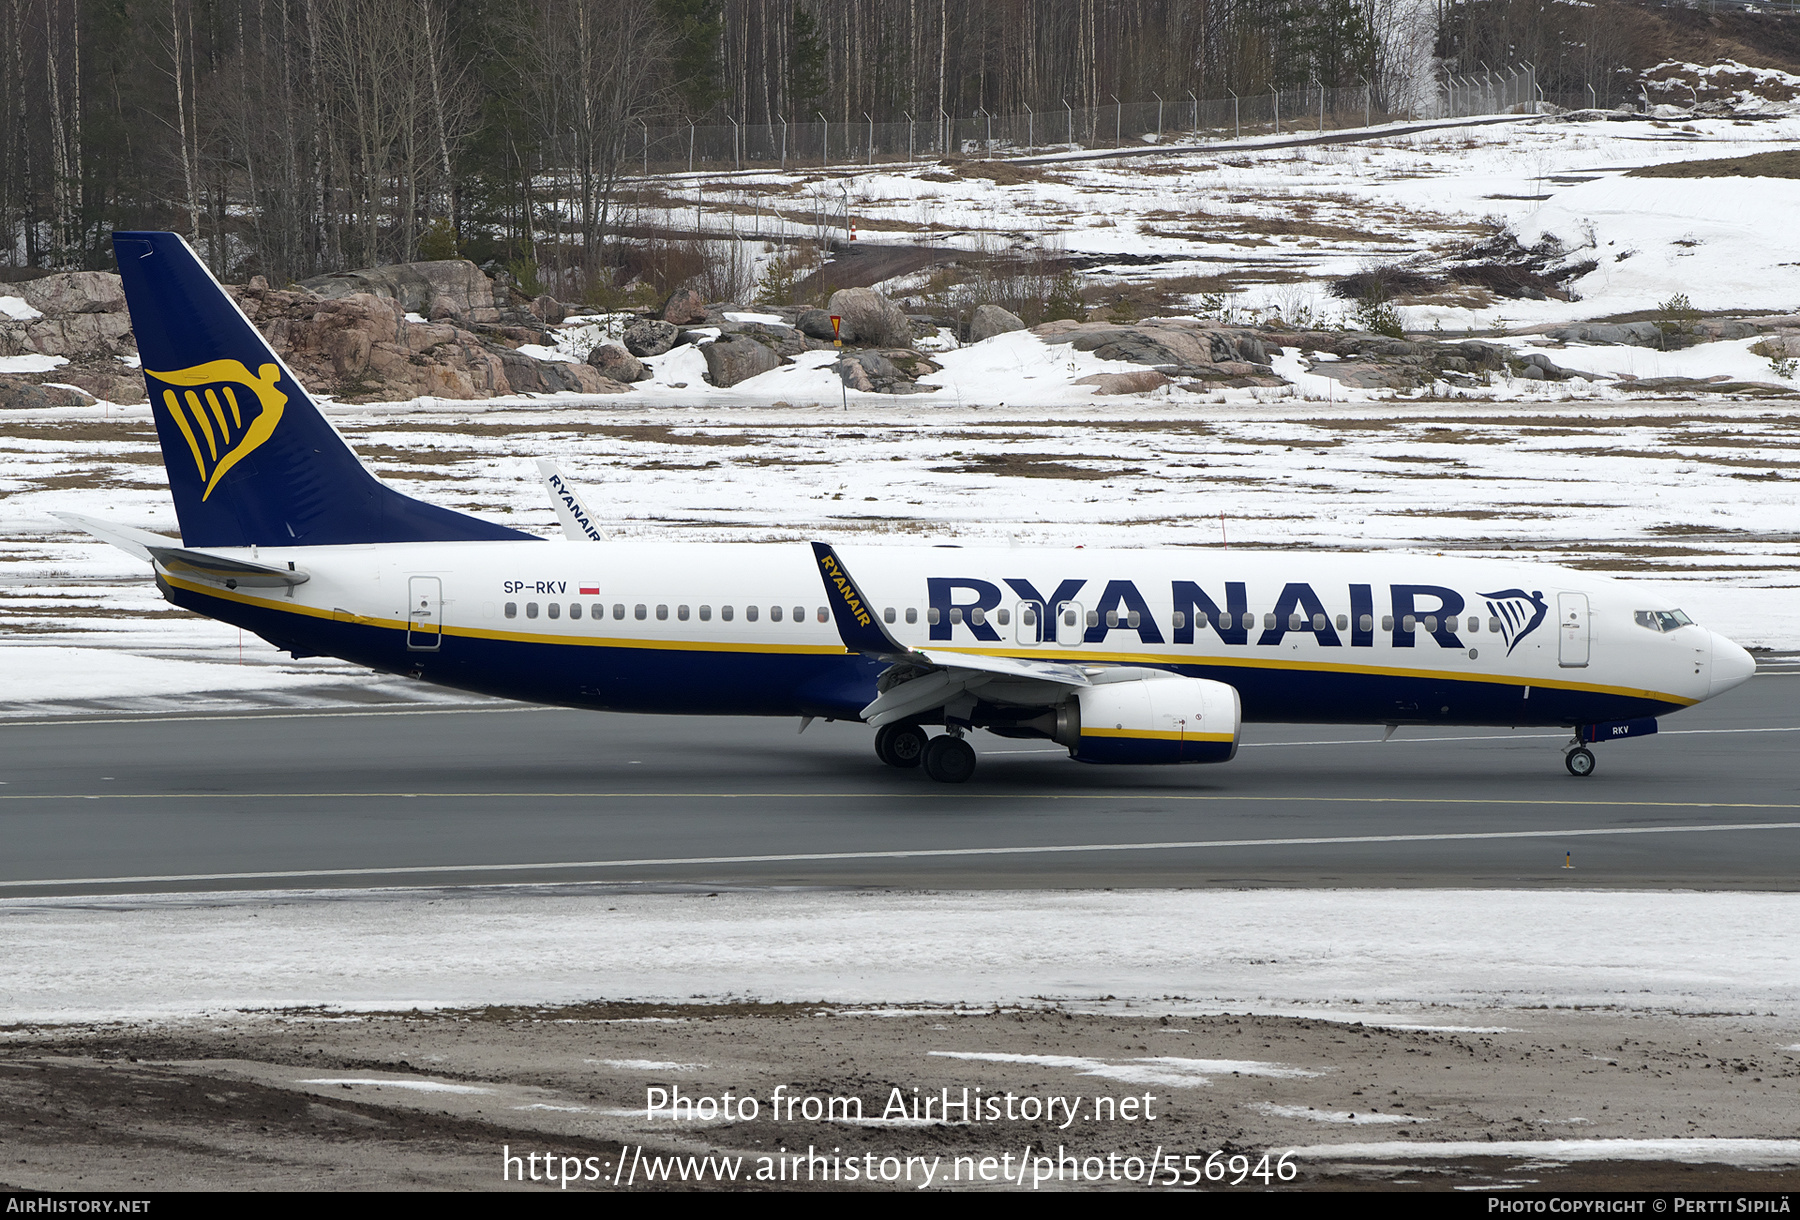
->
xmin=113 ymin=231 xmax=534 ymax=548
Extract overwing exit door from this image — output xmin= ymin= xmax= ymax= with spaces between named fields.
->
xmin=1557 ymin=592 xmax=1589 ymax=668
xmin=407 ymin=576 xmax=442 ymax=650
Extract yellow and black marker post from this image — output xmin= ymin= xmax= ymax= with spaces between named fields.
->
xmin=832 ymin=314 xmax=846 ymax=410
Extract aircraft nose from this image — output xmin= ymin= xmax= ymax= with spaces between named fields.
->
xmin=1708 ymin=630 xmax=1756 ymax=699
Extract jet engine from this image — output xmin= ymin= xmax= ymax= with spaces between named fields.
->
xmin=1064 ymin=671 xmax=1241 ymax=765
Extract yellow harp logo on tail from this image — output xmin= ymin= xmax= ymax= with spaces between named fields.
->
xmin=147 ymin=360 xmax=287 ymax=501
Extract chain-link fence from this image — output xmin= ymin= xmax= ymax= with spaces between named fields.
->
xmin=628 ymin=70 xmax=1538 ymax=176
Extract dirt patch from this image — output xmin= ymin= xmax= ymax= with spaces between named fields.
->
xmin=929 ymin=453 xmax=1141 ymax=480
xmin=4 ymin=1004 xmax=1797 ymax=1191
xmin=1627 ymin=150 xmax=1800 ymax=179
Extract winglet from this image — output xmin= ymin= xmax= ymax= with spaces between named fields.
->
xmin=535 ymin=459 xmax=605 ymax=541
xmin=810 ymin=541 xmax=912 ymax=658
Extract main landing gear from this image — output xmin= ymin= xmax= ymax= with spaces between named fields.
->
xmin=874 ymin=723 xmax=976 ymax=784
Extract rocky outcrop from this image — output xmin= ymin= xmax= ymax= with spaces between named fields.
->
xmin=300 ymin=259 xmax=501 ymax=324
xmin=1033 ymin=319 xmax=1281 ymax=387
xmin=662 ymin=287 xmax=708 ymax=325
xmin=826 ymin=287 xmax=912 ymax=348
xmin=701 ymin=333 xmax=786 ymax=387
xmin=834 ymin=348 xmax=941 ymax=394
xmin=1075 ymin=370 xmax=1171 ymax=395
xmin=969 ymin=304 xmax=1026 ymax=343
xmin=587 ymin=342 xmax=649 ymax=383
xmin=623 ymin=318 xmax=681 ymax=357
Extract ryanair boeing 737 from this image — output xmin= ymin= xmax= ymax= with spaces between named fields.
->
xmin=59 ymin=232 xmax=1756 ymax=783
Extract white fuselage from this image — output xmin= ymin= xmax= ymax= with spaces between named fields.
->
xmin=156 ymin=540 xmax=1752 ymax=728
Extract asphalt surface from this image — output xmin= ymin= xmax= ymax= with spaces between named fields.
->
xmin=0 ymin=672 xmax=1795 ymax=896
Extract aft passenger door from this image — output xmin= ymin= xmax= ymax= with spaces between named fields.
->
xmin=1557 ymin=592 xmax=1589 ymax=668
xmin=407 ymin=576 xmax=443 ymax=651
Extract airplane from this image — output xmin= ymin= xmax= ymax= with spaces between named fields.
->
xmin=58 ymin=231 xmax=1757 ymax=783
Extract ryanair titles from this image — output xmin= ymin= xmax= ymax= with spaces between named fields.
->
xmin=927 ymin=577 xmax=1548 ymax=651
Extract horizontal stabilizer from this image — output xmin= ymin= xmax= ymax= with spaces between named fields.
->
xmin=146 ymin=546 xmax=309 ymax=589
xmin=50 ymin=511 xmax=176 ymax=563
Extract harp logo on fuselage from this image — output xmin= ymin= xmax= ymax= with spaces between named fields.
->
xmin=147 ymin=360 xmax=288 ymax=501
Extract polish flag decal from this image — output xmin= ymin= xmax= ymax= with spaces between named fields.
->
xmin=579 ymin=585 xmax=600 ymax=596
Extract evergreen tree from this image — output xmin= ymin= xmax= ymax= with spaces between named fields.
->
xmin=655 ymin=0 xmax=723 ymax=117
xmin=789 ymin=7 xmax=828 ymax=118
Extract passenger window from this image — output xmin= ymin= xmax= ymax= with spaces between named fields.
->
xmin=634 ymin=604 xmax=647 ymax=620
xmin=504 ymin=602 xmax=517 ymax=619
xmin=1312 ymin=613 xmax=1326 ymax=631
xmin=949 ymin=608 xmax=963 ymax=624
xmin=699 ymin=605 xmax=712 ymax=621
xmin=570 ymin=603 xmax=581 ymax=620
xmin=746 ymin=605 xmax=759 ymax=622
xmin=817 ymin=607 xmax=827 ymax=622
xmin=655 ymin=604 xmax=666 ymax=621
xmin=794 ymin=607 xmax=805 ymax=623
xmin=906 ymin=607 xmax=919 ymax=624
xmin=722 ymin=605 xmax=734 ymax=621
xmin=613 ymin=604 xmax=625 ymax=620
xmin=1264 ymin=613 xmax=1276 ymax=630
xmin=1403 ymin=614 xmax=1417 ymax=631
xmin=998 ymin=608 xmax=1011 ymax=626
xmin=1360 ymin=614 xmax=1373 ymax=632
xmin=678 ymin=605 xmax=690 ymax=621
xmin=1289 ymin=613 xmax=1302 ymax=631
xmin=1104 ymin=610 xmax=1119 ymax=628
xmin=1064 ymin=609 xmax=1077 ymax=627
xmin=1382 ymin=615 xmax=1394 ymax=631
xmin=884 ymin=607 xmax=896 ymax=624
xmin=1242 ymin=612 xmax=1255 ymax=630
xmin=970 ymin=607 xmax=985 ymax=626
xmin=1172 ymin=611 xmax=1186 ymax=629
xmin=1466 ymin=615 xmax=1478 ymax=632
xmin=1336 ymin=614 xmax=1348 ymax=630
xmin=928 ymin=608 xmax=941 ymax=625
xmin=1488 ymin=616 xmax=1500 ymax=633
xmin=770 ymin=605 xmax=784 ymax=622
xmin=1127 ymin=610 xmax=1140 ymax=628
xmin=591 ymin=603 xmax=603 ymax=619
xmin=547 ymin=602 xmax=560 ymax=619
xmin=526 ymin=603 xmax=539 ymax=619
xmin=1085 ymin=610 xmax=1099 ymax=627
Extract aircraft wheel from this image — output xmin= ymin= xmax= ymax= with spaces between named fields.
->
xmin=1565 ymin=747 xmax=1596 ymax=778
xmin=874 ymin=723 xmax=926 ymax=769
xmin=923 ymin=734 xmax=977 ymax=784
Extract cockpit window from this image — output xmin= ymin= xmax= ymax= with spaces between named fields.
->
xmin=1635 ymin=609 xmax=1695 ymax=633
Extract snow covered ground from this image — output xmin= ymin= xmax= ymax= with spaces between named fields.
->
xmin=4 ymin=885 xmax=1797 ymax=1024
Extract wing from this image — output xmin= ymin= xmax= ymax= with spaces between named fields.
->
xmin=809 ymin=540 xmax=1090 ymax=726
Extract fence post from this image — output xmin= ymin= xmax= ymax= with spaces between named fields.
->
xmin=1063 ymin=98 xmax=1072 ymax=146
xmin=1364 ymin=79 xmax=1371 ymax=128
xmin=865 ymin=112 xmax=874 ymax=165
xmin=641 ymin=121 xmax=648 ymax=176
xmin=1024 ymin=104 xmax=1033 ymax=151
xmin=1316 ymin=79 xmax=1324 ymax=131
xmin=781 ymin=116 xmax=788 ymax=169
xmin=937 ymin=107 xmax=949 ymax=156
xmin=1112 ymin=94 xmax=1121 ymax=146
xmin=1153 ymin=91 xmax=1163 ymax=139
xmin=1228 ymin=89 xmax=1238 ymax=139
xmin=819 ymin=111 xmax=829 ymax=168
xmin=687 ymin=119 xmax=695 ymax=173
xmin=1273 ymin=88 xmax=1279 ymax=134
xmin=903 ymin=111 xmax=913 ymax=160
xmin=1188 ymin=89 xmax=1198 ymax=137
xmin=729 ymin=116 xmax=740 ymax=170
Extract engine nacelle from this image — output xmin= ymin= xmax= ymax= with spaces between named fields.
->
xmin=1067 ymin=672 xmax=1241 ymax=765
